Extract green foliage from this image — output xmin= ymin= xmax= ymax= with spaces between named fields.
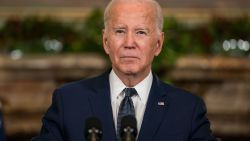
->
xmin=208 ymin=16 xmax=250 ymax=56
xmin=153 ymin=16 xmax=250 ymax=72
xmin=0 ymin=9 xmax=249 ymax=72
xmin=153 ymin=17 xmax=213 ymax=71
xmin=0 ymin=16 xmax=79 ymax=53
xmin=80 ymin=9 xmax=104 ymax=54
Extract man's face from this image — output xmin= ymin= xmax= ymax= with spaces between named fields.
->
xmin=103 ymin=2 xmax=164 ymax=77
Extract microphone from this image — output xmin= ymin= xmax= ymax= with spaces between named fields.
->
xmin=120 ymin=115 xmax=137 ymax=141
xmin=84 ymin=117 xmax=103 ymax=141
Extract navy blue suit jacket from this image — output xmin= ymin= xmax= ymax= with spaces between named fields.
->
xmin=33 ymin=70 xmax=217 ymax=141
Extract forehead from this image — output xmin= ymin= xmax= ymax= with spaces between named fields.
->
xmin=108 ymin=2 xmax=156 ymax=27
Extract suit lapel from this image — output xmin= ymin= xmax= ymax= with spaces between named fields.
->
xmin=87 ymin=70 xmax=117 ymax=141
xmin=137 ymin=75 xmax=168 ymax=141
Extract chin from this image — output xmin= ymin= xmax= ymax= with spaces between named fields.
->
xmin=114 ymin=64 xmax=140 ymax=75
xmin=121 ymin=67 xmax=139 ymax=75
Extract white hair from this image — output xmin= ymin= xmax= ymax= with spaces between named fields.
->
xmin=103 ymin=0 xmax=164 ymax=31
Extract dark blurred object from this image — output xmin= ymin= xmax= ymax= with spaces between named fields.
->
xmin=0 ymin=102 xmax=6 ymax=141
xmin=120 ymin=115 xmax=137 ymax=141
xmin=85 ymin=117 xmax=103 ymax=141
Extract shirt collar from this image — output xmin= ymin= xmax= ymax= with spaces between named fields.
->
xmin=109 ymin=70 xmax=126 ymax=102
xmin=134 ymin=71 xmax=152 ymax=104
xmin=109 ymin=69 xmax=153 ymax=105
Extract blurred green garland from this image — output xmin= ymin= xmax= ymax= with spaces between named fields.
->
xmin=0 ymin=9 xmax=249 ymax=72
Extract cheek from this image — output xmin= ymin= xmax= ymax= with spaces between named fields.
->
xmin=107 ymin=44 xmax=120 ymax=61
xmin=137 ymin=39 xmax=157 ymax=56
xmin=108 ymin=38 xmax=124 ymax=54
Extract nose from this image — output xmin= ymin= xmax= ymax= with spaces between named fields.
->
xmin=124 ymin=32 xmax=135 ymax=49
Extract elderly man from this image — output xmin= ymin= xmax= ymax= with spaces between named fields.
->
xmin=33 ymin=0 xmax=217 ymax=141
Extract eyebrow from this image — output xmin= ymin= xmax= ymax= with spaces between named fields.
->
xmin=113 ymin=26 xmax=149 ymax=30
xmin=113 ymin=27 xmax=126 ymax=30
xmin=135 ymin=28 xmax=149 ymax=31
xmin=111 ymin=25 xmax=151 ymax=32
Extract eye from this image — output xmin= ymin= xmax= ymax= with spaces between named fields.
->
xmin=115 ymin=29 xmax=125 ymax=34
xmin=136 ymin=30 xmax=147 ymax=35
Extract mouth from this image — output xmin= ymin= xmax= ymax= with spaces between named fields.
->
xmin=120 ymin=56 xmax=139 ymax=62
xmin=120 ymin=56 xmax=139 ymax=59
xmin=120 ymin=56 xmax=138 ymax=58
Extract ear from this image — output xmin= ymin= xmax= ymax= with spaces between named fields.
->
xmin=154 ymin=32 xmax=164 ymax=56
xmin=102 ymin=29 xmax=110 ymax=55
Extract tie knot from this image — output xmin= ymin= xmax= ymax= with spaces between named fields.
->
xmin=124 ymin=88 xmax=137 ymax=97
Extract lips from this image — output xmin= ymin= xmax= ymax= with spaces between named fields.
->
xmin=120 ymin=55 xmax=140 ymax=60
xmin=120 ymin=56 xmax=138 ymax=58
xmin=120 ymin=51 xmax=139 ymax=60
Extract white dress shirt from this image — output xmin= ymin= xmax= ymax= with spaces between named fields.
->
xmin=109 ymin=69 xmax=153 ymax=133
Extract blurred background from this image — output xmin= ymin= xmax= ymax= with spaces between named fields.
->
xmin=0 ymin=0 xmax=250 ymax=141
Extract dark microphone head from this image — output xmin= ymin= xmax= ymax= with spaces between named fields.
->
xmin=84 ymin=117 xmax=103 ymax=140
xmin=120 ymin=115 xmax=138 ymax=137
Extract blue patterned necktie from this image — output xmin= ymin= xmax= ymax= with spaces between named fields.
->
xmin=117 ymin=88 xmax=137 ymax=140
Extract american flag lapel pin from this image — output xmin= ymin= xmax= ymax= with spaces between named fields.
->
xmin=158 ymin=101 xmax=165 ymax=106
